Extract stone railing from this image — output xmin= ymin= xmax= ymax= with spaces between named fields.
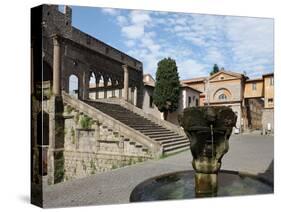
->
xmin=62 ymin=92 xmax=161 ymax=157
xmin=92 ymin=98 xmax=186 ymax=136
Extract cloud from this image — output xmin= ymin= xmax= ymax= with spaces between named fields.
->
xmin=116 ymin=15 xmax=128 ymax=26
xmin=121 ymin=25 xmax=144 ymax=39
xmin=101 ymin=8 xmax=119 ymax=16
xmin=130 ymin=11 xmax=151 ymax=25
xmin=102 ymin=8 xmax=273 ymax=79
xmin=177 ymin=59 xmax=208 ymax=79
xmin=215 ymin=16 xmax=274 ymax=78
xmin=124 ymin=40 xmax=136 ymax=48
xmin=120 ymin=10 xmax=152 ymax=40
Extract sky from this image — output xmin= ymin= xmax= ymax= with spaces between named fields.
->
xmin=67 ymin=5 xmax=274 ymax=80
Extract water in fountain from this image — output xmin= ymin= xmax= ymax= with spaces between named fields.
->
xmin=130 ymin=170 xmax=273 ymax=202
xmin=130 ymin=106 xmax=273 ymax=202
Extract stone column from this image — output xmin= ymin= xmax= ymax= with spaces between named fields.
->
xmin=122 ymin=65 xmax=129 ymax=101
xmin=95 ymin=82 xmax=100 ymax=99
xmin=104 ymin=79 xmax=108 ymax=99
xmin=82 ymin=72 xmax=89 ymax=100
xmin=112 ymin=81 xmax=116 ymax=97
xmin=134 ymin=87 xmax=138 ymax=106
xmin=31 ymin=41 xmax=34 ymax=94
xmin=53 ymin=36 xmax=61 ymax=96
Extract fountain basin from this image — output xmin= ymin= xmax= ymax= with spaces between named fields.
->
xmin=130 ymin=170 xmax=273 ymax=202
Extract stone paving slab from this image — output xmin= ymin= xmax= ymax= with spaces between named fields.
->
xmin=43 ymin=135 xmax=273 ymax=208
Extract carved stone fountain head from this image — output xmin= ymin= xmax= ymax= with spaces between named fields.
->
xmin=179 ymin=106 xmax=237 ymax=197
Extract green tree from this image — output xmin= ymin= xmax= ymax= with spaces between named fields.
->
xmin=153 ymin=58 xmax=181 ymax=120
xmin=210 ymin=64 xmax=220 ymax=76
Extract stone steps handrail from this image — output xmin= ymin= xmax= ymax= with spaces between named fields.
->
xmin=62 ymin=92 xmax=161 ymax=157
xmin=92 ymin=98 xmax=186 ymax=137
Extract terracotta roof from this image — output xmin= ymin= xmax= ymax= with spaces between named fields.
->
xmin=182 ymin=70 xmax=247 ymax=83
xmin=262 ymin=72 xmax=274 ymax=77
xmin=143 ymin=73 xmax=156 ymax=87
xmin=143 ymin=81 xmax=155 ymax=87
xmin=246 ymin=78 xmax=263 ymax=82
xmin=181 ymin=76 xmax=207 ymax=83
xmin=180 ymin=84 xmax=201 ymax=93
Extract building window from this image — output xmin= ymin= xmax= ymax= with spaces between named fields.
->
xmin=195 ymin=99 xmax=199 ymax=106
xmin=268 ymin=98 xmax=273 ymax=104
xmin=105 ymin=47 xmax=109 ymax=54
xmin=218 ymin=94 xmax=227 ymax=100
xmin=149 ymin=96 xmax=154 ymax=108
xmin=270 ymin=77 xmax=274 ymax=86
xmin=188 ymin=96 xmax=191 ymax=107
xmin=252 ymin=82 xmax=257 ymax=90
xmin=220 ymin=76 xmax=224 ymax=80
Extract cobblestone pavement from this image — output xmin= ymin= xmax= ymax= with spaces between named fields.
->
xmin=43 ymin=134 xmax=274 ymax=208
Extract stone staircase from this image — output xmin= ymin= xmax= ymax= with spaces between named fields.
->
xmin=84 ymin=100 xmax=190 ymax=155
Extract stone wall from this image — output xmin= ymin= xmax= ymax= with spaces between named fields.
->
xmin=262 ymin=108 xmax=274 ymax=133
xmin=63 ymin=105 xmax=152 ymax=181
xmin=142 ymin=85 xmax=163 ymax=120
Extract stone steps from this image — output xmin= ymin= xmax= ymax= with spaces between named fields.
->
xmin=132 ymin=126 xmax=166 ymax=131
xmin=163 ymin=143 xmax=190 ymax=155
xmin=162 ymin=140 xmax=188 ymax=148
xmin=84 ymin=100 xmax=190 ymax=155
xmin=154 ymin=135 xmax=183 ymax=141
xmin=160 ymin=137 xmax=188 ymax=145
xmin=148 ymin=132 xmax=178 ymax=138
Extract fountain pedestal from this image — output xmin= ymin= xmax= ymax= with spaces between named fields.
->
xmin=195 ymin=173 xmax=217 ymax=197
xmin=179 ymin=106 xmax=237 ymax=197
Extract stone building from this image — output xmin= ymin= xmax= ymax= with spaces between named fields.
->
xmin=143 ymin=74 xmax=201 ymax=125
xmin=31 ymin=4 xmax=189 ymax=194
xmin=181 ymin=69 xmax=274 ymax=133
xmin=262 ymin=73 xmax=274 ymax=133
xmin=142 ymin=74 xmax=164 ymax=119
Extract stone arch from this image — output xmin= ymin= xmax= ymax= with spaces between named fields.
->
xmin=36 ymin=111 xmax=49 ymax=176
xmin=68 ymin=74 xmax=79 ymax=98
xmin=88 ymin=71 xmax=96 ymax=100
xmin=213 ymin=88 xmax=232 ymax=101
xmin=116 ymin=78 xmax=123 ymax=98
xmin=89 ymin=71 xmax=96 ymax=87
xmin=110 ymin=77 xmax=118 ymax=98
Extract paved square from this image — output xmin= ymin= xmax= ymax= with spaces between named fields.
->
xmin=43 ymin=134 xmax=273 ymax=208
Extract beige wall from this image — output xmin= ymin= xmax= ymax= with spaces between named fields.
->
xmin=182 ymin=71 xmax=274 ymax=132
xmin=188 ymin=82 xmax=205 ymax=93
xmin=264 ymin=75 xmax=274 ymax=108
xmin=211 ymin=72 xmax=237 ymax=81
xmin=142 ymin=86 xmax=163 ymax=119
xmin=209 ymin=79 xmax=243 ymax=103
xmin=142 ymin=85 xmax=200 ymax=125
xmin=167 ymin=87 xmax=200 ymax=125
xmin=244 ymin=80 xmax=263 ymax=98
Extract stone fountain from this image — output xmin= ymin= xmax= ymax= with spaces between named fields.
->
xmin=178 ymin=106 xmax=237 ymax=197
xmin=129 ymin=106 xmax=273 ymax=202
